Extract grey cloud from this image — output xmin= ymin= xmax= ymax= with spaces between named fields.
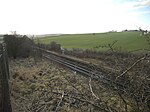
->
xmin=133 ymin=0 xmax=150 ymax=8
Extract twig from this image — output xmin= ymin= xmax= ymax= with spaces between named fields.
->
xmin=117 ymin=92 xmax=128 ymax=112
xmin=52 ymin=91 xmax=110 ymax=112
xmin=54 ymin=92 xmax=64 ymax=112
xmin=89 ymin=78 xmax=100 ymax=100
xmin=36 ymin=104 xmax=46 ymax=112
xmin=116 ymin=56 xmax=146 ymax=80
xmin=64 ymin=77 xmax=79 ymax=91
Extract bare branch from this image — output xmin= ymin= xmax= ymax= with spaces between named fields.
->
xmin=51 ymin=91 xmax=110 ymax=112
xmin=54 ymin=92 xmax=64 ymax=112
xmin=117 ymin=92 xmax=128 ymax=112
xmin=89 ymin=78 xmax=100 ymax=100
xmin=116 ymin=56 xmax=146 ymax=80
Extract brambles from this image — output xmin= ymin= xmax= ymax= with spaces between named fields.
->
xmin=9 ymin=58 xmax=143 ymax=112
xmin=83 ymin=53 xmax=150 ymax=112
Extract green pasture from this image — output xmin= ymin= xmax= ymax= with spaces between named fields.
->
xmin=37 ymin=31 xmax=150 ymax=52
xmin=0 ymin=38 xmax=3 ymax=43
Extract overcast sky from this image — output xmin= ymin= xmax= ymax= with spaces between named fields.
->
xmin=0 ymin=0 xmax=150 ymax=34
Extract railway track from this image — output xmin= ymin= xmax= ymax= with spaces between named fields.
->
xmin=33 ymin=46 xmax=126 ymax=90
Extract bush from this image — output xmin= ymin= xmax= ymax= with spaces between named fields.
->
xmin=3 ymin=34 xmax=33 ymax=58
xmin=49 ymin=41 xmax=61 ymax=52
xmin=36 ymin=41 xmax=61 ymax=52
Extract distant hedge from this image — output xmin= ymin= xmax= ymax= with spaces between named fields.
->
xmin=3 ymin=34 xmax=33 ymax=59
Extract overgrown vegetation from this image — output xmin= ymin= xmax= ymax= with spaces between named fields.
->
xmin=4 ymin=31 xmax=149 ymax=111
xmin=36 ymin=41 xmax=61 ymax=52
xmin=83 ymin=52 xmax=150 ymax=112
xmin=10 ymin=58 xmax=122 ymax=112
xmin=3 ymin=34 xmax=33 ymax=58
xmin=9 ymin=53 xmax=150 ymax=112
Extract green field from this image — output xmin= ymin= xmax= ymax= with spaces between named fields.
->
xmin=0 ymin=39 xmax=2 ymax=42
xmin=37 ymin=31 xmax=150 ymax=52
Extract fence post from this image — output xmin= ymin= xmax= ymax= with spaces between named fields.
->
xmin=0 ymin=44 xmax=3 ymax=112
xmin=0 ymin=43 xmax=12 ymax=112
xmin=2 ymin=43 xmax=10 ymax=79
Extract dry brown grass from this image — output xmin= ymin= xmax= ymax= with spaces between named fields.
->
xmin=9 ymin=58 xmax=135 ymax=112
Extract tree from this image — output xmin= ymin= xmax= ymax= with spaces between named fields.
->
xmin=3 ymin=34 xmax=33 ymax=58
xmin=139 ymin=28 xmax=150 ymax=47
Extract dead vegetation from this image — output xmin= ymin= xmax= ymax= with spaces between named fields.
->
xmin=83 ymin=53 xmax=150 ymax=112
xmin=8 ymin=57 xmax=144 ymax=112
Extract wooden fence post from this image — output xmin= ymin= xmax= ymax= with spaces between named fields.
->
xmin=2 ymin=43 xmax=10 ymax=79
xmin=0 ymin=44 xmax=3 ymax=112
xmin=0 ymin=43 xmax=12 ymax=112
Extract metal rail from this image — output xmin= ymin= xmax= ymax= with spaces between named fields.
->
xmin=43 ymin=54 xmax=112 ymax=85
xmin=33 ymin=46 xmax=126 ymax=90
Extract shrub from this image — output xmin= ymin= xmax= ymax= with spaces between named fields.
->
xmin=3 ymin=34 xmax=33 ymax=58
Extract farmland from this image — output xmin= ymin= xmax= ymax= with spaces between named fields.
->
xmin=0 ymin=37 xmax=3 ymax=42
xmin=37 ymin=31 xmax=150 ymax=52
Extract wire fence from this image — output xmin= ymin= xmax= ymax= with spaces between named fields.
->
xmin=0 ymin=43 xmax=12 ymax=112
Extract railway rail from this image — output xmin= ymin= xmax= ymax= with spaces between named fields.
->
xmin=33 ymin=46 xmax=126 ymax=90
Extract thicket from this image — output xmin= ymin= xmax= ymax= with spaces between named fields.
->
xmin=69 ymin=51 xmax=150 ymax=112
xmin=10 ymin=56 xmax=150 ymax=112
xmin=35 ymin=41 xmax=61 ymax=52
xmin=3 ymin=34 xmax=33 ymax=58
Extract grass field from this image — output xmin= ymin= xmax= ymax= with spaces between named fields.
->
xmin=37 ymin=31 xmax=150 ymax=52
xmin=0 ymin=38 xmax=3 ymax=42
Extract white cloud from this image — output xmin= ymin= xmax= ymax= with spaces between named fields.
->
xmin=117 ymin=0 xmax=150 ymax=10
xmin=133 ymin=0 xmax=150 ymax=8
